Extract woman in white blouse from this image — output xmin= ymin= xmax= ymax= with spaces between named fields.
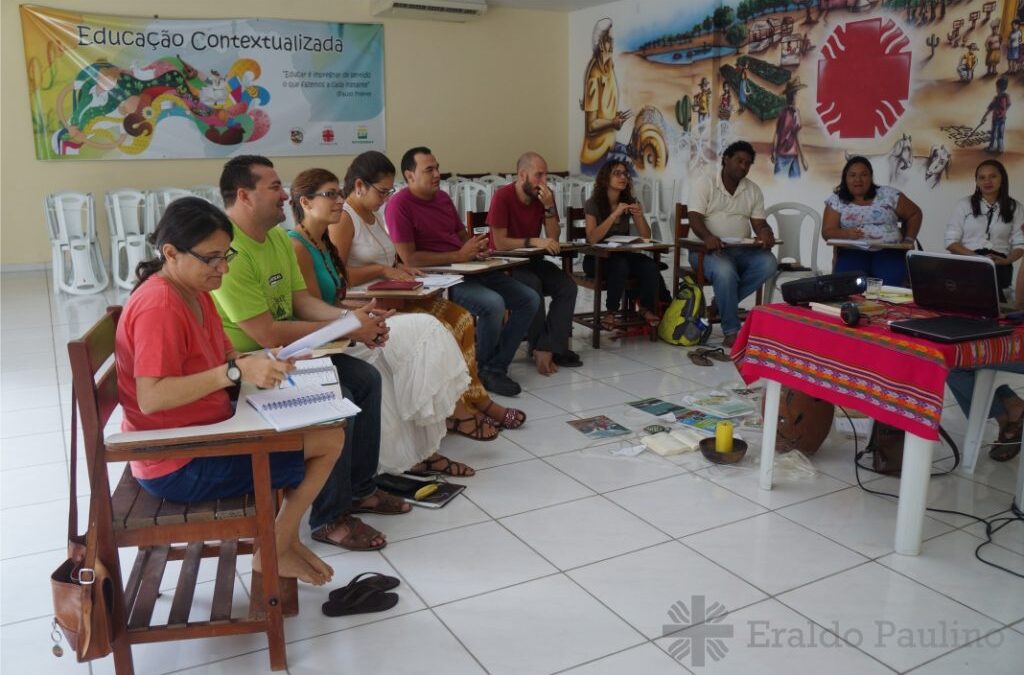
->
xmin=945 ymin=159 xmax=1024 ymax=300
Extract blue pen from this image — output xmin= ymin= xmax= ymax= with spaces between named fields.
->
xmin=265 ymin=349 xmax=297 ymax=387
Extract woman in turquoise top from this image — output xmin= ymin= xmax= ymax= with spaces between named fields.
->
xmin=288 ymin=168 xmax=484 ymax=480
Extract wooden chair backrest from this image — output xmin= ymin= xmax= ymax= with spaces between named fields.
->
xmin=674 ymin=203 xmax=690 ymax=239
xmin=466 ymin=210 xmax=489 ymax=236
xmin=566 ymin=207 xmax=587 ymax=241
xmin=68 ymin=306 xmax=122 ymax=474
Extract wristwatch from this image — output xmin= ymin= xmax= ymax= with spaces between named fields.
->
xmin=544 ymin=205 xmax=557 ymax=216
xmin=226 ymin=359 xmax=241 ymax=385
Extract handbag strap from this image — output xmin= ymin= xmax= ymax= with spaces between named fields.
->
xmin=68 ymin=384 xmax=103 ymax=579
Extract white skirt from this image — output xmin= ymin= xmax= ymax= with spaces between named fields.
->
xmin=347 ymin=313 xmax=470 ymax=474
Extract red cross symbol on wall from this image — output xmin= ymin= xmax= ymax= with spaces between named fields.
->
xmin=816 ymin=18 xmax=912 ymax=138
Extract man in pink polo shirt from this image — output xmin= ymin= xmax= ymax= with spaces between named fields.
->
xmin=488 ymin=152 xmax=581 ymax=375
xmin=386 ymin=147 xmax=539 ymax=397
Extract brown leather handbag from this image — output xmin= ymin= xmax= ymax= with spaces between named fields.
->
xmin=773 ymin=387 xmax=835 ymax=455
xmin=50 ymin=388 xmax=114 ymax=661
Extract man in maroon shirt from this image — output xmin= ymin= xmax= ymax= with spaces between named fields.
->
xmin=488 ymin=152 xmax=581 ymax=375
xmin=387 ymin=147 xmax=539 ymax=397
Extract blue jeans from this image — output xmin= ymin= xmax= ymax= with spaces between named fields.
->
xmin=774 ymin=155 xmax=800 ymax=178
xmin=309 ymin=353 xmax=382 ymax=531
xmin=947 ymin=364 xmax=1024 ymax=419
xmin=691 ymin=248 xmax=777 ymax=336
xmin=834 ymin=248 xmax=908 ymax=287
xmin=449 ymin=271 xmax=540 ymax=375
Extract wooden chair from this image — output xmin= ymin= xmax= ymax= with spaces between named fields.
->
xmin=566 ymin=207 xmax=657 ymax=348
xmin=671 ymin=203 xmax=762 ymax=325
xmin=68 ymin=306 xmax=332 ymax=673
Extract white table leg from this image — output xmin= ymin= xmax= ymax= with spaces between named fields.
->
xmin=894 ymin=432 xmax=935 ymax=556
xmin=759 ymin=380 xmax=781 ymax=491
xmin=959 ymin=369 xmax=997 ymax=475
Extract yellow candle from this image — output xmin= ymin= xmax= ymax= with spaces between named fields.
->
xmin=715 ymin=421 xmax=734 ymax=453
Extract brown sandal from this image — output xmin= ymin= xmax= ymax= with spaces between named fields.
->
xmin=311 ymin=514 xmax=386 ymax=551
xmin=350 ymin=489 xmax=412 ymax=515
xmin=409 ymin=453 xmax=476 ymax=477
xmin=990 ymin=417 xmax=1023 ymax=461
xmin=688 ymin=350 xmax=713 ymax=367
xmin=446 ymin=414 xmax=499 ymax=441
xmin=481 ymin=402 xmax=527 ymax=430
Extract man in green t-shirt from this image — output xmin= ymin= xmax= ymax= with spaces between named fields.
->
xmin=213 ymin=155 xmax=408 ymax=552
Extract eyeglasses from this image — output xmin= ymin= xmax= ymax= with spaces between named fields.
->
xmin=188 ymin=247 xmax=237 ymax=267
xmin=311 ymin=190 xmax=343 ymax=201
xmin=370 ymin=183 xmax=396 ymax=198
xmin=610 ymin=170 xmax=629 ymax=178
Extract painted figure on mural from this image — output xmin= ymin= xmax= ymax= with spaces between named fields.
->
xmin=718 ymin=82 xmax=733 ymax=120
xmin=981 ymin=76 xmax=1010 ymax=154
xmin=579 ymin=18 xmax=632 ymax=172
xmin=735 ymin=63 xmax=751 ymax=115
xmin=771 ymin=78 xmax=808 ymax=179
xmin=1008 ymin=20 xmax=1022 ymax=75
xmin=694 ymin=77 xmax=712 ymax=129
xmin=957 ymin=43 xmax=978 ymax=82
xmin=984 ymin=21 xmax=1002 ymax=76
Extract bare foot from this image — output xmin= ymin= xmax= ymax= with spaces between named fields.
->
xmin=534 ymin=350 xmax=558 ymax=376
xmin=293 ymin=541 xmax=333 ymax=581
xmin=253 ymin=547 xmax=325 ymax=586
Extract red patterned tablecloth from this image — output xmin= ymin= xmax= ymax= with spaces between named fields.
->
xmin=732 ymin=304 xmax=1024 ymax=441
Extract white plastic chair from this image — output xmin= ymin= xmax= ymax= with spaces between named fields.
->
xmin=633 ymin=176 xmax=663 ymax=240
xmin=45 ymin=191 xmax=109 ymax=295
xmin=191 ymin=185 xmax=224 ymax=208
xmin=462 ymin=181 xmax=493 ymax=217
xmin=762 ymin=202 xmax=823 ymax=303
xmin=563 ymin=177 xmax=593 ymax=210
xmin=149 ymin=187 xmax=195 ymax=225
xmin=105 ymin=189 xmax=152 ymax=290
xmin=475 ymin=174 xmax=508 ymax=186
xmin=959 ymin=369 xmax=1024 ymax=508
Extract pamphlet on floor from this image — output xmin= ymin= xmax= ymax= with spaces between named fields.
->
xmin=567 ymin=415 xmax=631 ymax=439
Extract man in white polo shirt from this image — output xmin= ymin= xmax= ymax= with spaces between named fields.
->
xmin=687 ymin=140 xmax=777 ymax=347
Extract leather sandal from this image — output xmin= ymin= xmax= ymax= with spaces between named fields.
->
xmin=481 ymin=402 xmax=527 ymax=430
xmin=409 ymin=453 xmax=476 ymax=477
xmin=694 ymin=347 xmax=731 ymax=363
xmin=989 ymin=416 xmax=1023 ymax=461
xmin=350 ymin=488 xmax=411 ymax=515
xmin=311 ymin=514 xmax=386 ymax=551
xmin=688 ymin=350 xmax=713 ymax=367
xmin=446 ymin=414 xmax=499 ymax=441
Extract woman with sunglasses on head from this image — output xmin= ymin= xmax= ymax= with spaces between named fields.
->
xmin=288 ymin=165 xmax=479 ymax=481
xmin=944 ymin=159 xmax=1024 ymax=302
xmin=583 ymin=160 xmax=668 ymax=328
xmin=115 ymin=197 xmax=342 ymax=585
xmin=327 ymin=152 xmax=527 ymax=441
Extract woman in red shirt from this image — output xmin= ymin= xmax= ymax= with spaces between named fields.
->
xmin=115 ymin=197 xmax=342 ymax=586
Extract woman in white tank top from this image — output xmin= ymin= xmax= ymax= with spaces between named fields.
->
xmin=328 ymin=153 xmax=528 ymax=474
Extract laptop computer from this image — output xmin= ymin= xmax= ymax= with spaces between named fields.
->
xmin=888 ymin=251 xmax=1015 ymax=343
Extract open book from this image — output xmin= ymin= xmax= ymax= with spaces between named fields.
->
xmin=247 ymin=385 xmax=360 ymax=432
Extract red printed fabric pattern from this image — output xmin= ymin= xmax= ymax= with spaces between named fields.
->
xmin=734 ymin=306 xmax=949 ymax=440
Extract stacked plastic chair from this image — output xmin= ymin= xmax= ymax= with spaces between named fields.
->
xmin=149 ymin=187 xmax=195 ymax=226
xmin=191 ymin=185 xmax=225 ymax=208
xmin=44 ymin=191 xmax=109 ymax=295
xmin=105 ymin=189 xmax=153 ymax=290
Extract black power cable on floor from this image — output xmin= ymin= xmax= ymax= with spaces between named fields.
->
xmin=838 ymin=406 xmax=1024 ymax=579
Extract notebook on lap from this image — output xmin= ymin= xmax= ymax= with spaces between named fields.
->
xmin=888 ymin=251 xmax=1015 ymax=343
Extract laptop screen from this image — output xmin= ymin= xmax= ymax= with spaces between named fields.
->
xmin=905 ymin=251 xmax=1001 ymax=318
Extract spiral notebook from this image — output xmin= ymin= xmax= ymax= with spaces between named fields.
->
xmin=246 ymin=386 xmax=360 ymax=432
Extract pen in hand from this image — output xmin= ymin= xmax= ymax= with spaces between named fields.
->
xmin=265 ymin=348 xmax=296 ymax=388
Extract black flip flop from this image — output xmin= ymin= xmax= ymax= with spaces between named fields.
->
xmin=328 ymin=572 xmax=400 ymax=603
xmin=695 ymin=347 xmax=731 ymax=363
xmin=322 ymin=583 xmax=399 ymax=617
xmin=688 ymin=350 xmax=713 ymax=367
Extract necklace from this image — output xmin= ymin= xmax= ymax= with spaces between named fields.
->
xmin=297 ymin=223 xmax=342 ymax=292
xmin=347 ymin=203 xmax=395 ymax=266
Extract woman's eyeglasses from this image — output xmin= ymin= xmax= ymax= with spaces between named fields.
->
xmin=370 ymin=183 xmax=396 ymax=198
xmin=311 ymin=190 xmax=343 ymax=201
xmin=610 ymin=170 xmax=629 ymax=178
xmin=188 ymin=248 xmax=237 ymax=267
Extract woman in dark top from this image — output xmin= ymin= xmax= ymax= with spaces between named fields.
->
xmin=583 ymin=160 xmax=667 ymax=325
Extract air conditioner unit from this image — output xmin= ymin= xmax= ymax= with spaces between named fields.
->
xmin=370 ymin=0 xmax=488 ymax=22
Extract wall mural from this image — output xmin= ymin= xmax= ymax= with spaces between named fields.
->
xmin=570 ymin=0 xmax=1022 ymax=258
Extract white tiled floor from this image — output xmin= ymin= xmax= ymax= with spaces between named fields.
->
xmin=2 ymin=268 xmax=1023 ymax=674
